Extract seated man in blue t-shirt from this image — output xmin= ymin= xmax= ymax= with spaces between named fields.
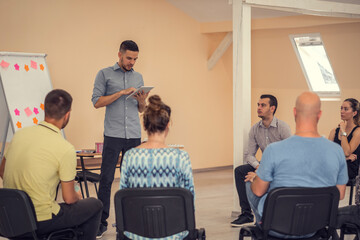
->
xmin=245 ymin=92 xmax=348 ymax=238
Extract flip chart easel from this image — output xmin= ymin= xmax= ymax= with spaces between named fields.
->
xmin=0 ymin=52 xmax=54 ymax=162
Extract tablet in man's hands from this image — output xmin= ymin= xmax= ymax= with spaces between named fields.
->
xmin=126 ymin=86 xmax=154 ymax=100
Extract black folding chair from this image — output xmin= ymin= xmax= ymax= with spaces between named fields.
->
xmin=239 ymin=186 xmax=340 ymax=240
xmin=76 ymin=170 xmax=100 ymax=198
xmin=347 ymin=178 xmax=356 ymax=205
xmin=114 ymin=187 xmax=205 ymax=240
xmin=0 ymin=188 xmax=78 ymax=240
xmin=338 ymin=174 xmax=360 ymax=240
xmin=340 ymin=222 xmax=360 ymax=240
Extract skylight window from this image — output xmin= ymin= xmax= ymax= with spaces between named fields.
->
xmin=290 ymin=33 xmax=340 ymax=97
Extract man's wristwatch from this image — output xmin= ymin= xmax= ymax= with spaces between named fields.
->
xmin=341 ymin=131 xmax=348 ymax=137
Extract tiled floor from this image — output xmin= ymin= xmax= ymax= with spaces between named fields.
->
xmin=0 ymin=168 xmax=356 ymax=239
xmin=92 ymin=168 xmax=240 ymax=240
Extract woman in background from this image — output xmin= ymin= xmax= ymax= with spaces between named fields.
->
xmin=119 ymin=95 xmax=195 ymax=240
xmin=329 ymin=98 xmax=360 ymax=180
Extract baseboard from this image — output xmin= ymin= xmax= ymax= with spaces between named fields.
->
xmin=193 ymin=165 xmax=233 ymax=173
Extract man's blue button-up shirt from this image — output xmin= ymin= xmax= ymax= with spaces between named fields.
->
xmin=92 ymin=63 xmax=144 ymax=139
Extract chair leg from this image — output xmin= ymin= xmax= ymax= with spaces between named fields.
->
xmin=32 ymin=231 xmax=40 ymax=240
xmin=239 ymin=228 xmax=251 ymax=240
xmin=340 ymin=227 xmax=345 ymax=240
xmin=329 ymin=228 xmax=339 ymax=240
xmin=197 ymin=228 xmax=206 ymax=240
xmin=349 ymin=184 xmax=354 ymax=205
xmin=94 ymin=183 xmax=99 ymax=197
xmin=79 ymin=181 xmax=85 ymax=199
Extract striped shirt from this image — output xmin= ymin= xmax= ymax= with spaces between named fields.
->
xmin=244 ymin=117 xmax=291 ymax=168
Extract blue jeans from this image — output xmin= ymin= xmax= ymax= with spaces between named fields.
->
xmin=98 ymin=136 xmax=141 ymax=227
xmin=245 ymin=182 xmax=262 ymax=225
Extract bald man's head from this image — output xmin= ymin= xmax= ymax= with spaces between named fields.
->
xmin=294 ymin=92 xmax=321 ymax=122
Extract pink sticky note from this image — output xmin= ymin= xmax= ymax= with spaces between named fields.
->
xmin=14 ymin=64 xmax=20 ymax=71
xmin=31 ymin=60 xmax=37 ymax=69
xmin=0 ymin=60 xmax=10 ymax=69
xmin=24 ymin=107 xmax=32 ymax=117
xmin=33 ymin=107 xmax=39 ymax=115
xmin=14 ymin=108 xmax=20 ymax=116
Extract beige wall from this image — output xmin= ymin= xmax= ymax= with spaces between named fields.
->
xmin=203 ymin=18 xmax=360 ymax=163
xmin=0 ymin=0 xmax=233 ymax=169
xmin=1 ymin=0 xmax=360 ymax=169
xmin=252 ymin=21 xmax=360 ymax=138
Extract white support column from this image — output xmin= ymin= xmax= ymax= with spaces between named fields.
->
xmin=233 ymin=0 xmax=252 ymax=214
xmin=207 ymin=32 xmax=233 ymax=70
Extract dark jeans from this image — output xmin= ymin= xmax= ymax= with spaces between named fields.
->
xmin=337 ymin=205 xmax=360 ymax=229
xmin=234 ymin=164 xmax=256 ymax=215
xmin=98 ymin=136 xmax=141 ymax=227
xmin=37 ymin=198 xmax=103 ymax=240
xmin=347 ymin=160 xmax=359 ymax=180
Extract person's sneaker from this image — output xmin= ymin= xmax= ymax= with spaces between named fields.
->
xmin=96 ymin=224 xmax=107 ymax=239
xmin=231 ymin=213 xmax=254 ymax=227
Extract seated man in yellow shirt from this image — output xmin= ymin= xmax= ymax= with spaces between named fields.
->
xmin=0 ymin=89 xmax=103 ymax=240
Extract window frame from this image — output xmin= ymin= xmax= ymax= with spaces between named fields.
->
xmin=289 ymin=33 xmax=341 ymax=97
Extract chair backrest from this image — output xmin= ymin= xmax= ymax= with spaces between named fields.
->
xmin=355 ymin=171 xmax=360 ymax=205
xmin=114 ymin=187 xmax=196 ymax=239
xmin=261 ymin=186 xmax=340 ymax=236
xmin=0 ymin=188 xmax=38 ymax=238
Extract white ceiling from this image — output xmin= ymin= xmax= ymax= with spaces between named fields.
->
xmin=166 ymin=0 xmax=360 ymax=22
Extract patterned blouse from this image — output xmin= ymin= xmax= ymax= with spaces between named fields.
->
xmin=356 ymin=167 xmax=360 ymax=205
xmin=119 ymin=148 xmax=195 ymax=240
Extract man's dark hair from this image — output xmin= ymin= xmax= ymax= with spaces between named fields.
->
xmin=119 ymin=40 xmax=139 ymax=53
xmin=44 ymin=89 xmax=72 ymax=120
xmin=260 ymin=94 xmax=278 ymax=115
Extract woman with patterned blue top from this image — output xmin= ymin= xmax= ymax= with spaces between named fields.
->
xmin=119 ymin=95 xmax=195 ymax=240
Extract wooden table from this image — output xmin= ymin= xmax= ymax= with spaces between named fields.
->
xmin=76 ymin=152 xmax=102 ymax=198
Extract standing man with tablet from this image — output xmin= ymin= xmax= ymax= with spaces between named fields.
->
xmin=91 ymin=40 xmax=149 ymax=238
